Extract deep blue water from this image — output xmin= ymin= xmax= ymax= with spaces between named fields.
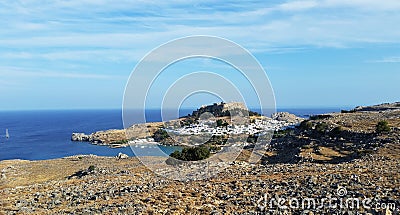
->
xmin=0 ymin=110 xmax=186 ymax=161
xmin=0 ymin=108 xmax=344 ymax=161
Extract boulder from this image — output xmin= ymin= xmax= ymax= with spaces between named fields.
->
xmin=116 ymin=153 xmax=129 ymax=159
xmin=71 ymin=133 xmax=92 ymax=142
xmin=271 ymin=112 xmax=304 ymax=123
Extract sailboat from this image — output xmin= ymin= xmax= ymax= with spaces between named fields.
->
xmin=5 ymin=129 xmax=9 ymax=139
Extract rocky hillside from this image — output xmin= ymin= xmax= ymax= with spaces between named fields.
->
xmin=352 ymin=102 xmax=400 ymax=112
xmin=1 ymin=102 xmax=400 ymax=214
xmin=264 ymin=103 xmax=400 ymax=164
xmin=190 ymin=102 xmax=260 ymax=118
xmin=1 ymin=144 xmax=399 ymax=214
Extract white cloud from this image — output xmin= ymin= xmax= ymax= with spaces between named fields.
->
xmin=0 ymin=49 xmax=141 ymax=62
xmin=278 ymin=0 xmax=318 ymax=11
xmin=370 ymin=56 xmax=400 ymax=63
xmin=0 ymin=66 xmax=124 ymax=79
xmin=0 ymin=0 xmax=399 ymax=109
xmin=0 ymin=0 xmax=400 ymax=62
xmin=323 ymin=0 xmax=400 ymax=11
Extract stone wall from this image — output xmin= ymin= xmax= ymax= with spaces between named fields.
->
xmin=191 ymin=102 xmax=247 ymax=118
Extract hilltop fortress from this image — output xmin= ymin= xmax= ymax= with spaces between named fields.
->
xmin=190 ymin=102 xmax=258 ymax=118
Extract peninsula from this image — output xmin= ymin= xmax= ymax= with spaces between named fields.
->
xmin=71 ymin=102 xmax=304 ymax=148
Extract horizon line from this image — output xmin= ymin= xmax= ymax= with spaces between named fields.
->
xmin=0 ymin=105 xmax=355 ymax=112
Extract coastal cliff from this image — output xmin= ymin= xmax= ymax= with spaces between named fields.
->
xmin=71 ymin=121 xmax=165 ymax=147
xmin=71 ymin=130 xmax=126 ymax=146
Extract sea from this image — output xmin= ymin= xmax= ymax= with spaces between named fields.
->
xmin=0 ymin=108 xmax=344 ymax=161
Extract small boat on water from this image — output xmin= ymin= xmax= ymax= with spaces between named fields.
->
xmin=5 ymin=129 xmax=9 ymax=139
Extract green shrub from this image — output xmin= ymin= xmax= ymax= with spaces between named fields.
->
xmin=315 ymin=122 xmax=329 ymax=133
xmin=249 ymin=110 xmax=260 ymax=116
xmin=247 ymin=135 xmax=258 ymax=143
xmin=110 ymin=139 xmax=129 ymax=145
xmin=273 ymin=129 xmax=292 ymax=138
xmin=341 ymin=109 xmax=356 ymax=113
xmin=208 ymin=145 xmax=221 ymax=152
xmin=169 ymin=150 xmax=181 ymax=159
xmin=169 ymin=145 xmax=210 ymax=161
xmin=88 ymin=165 xmax=96 ymax=172
xmin=207 ymin=135 xmax=228 ymax=145
xmin=330 ymin=126 xmax=344 ymax=136
xmin=299 ymin=121 xmax=313 ymax=130
xmin=223 ymin=108 xmax=260 ymax=117
xmin=376 ymin=121 xmax=391 ymax=133
xmin=216 ymin=119 xmax=228 ymax=127
xmin=309 ymin=115 xmax=331 ymax=120
xmin=153 ymin=129 xmax=170 ymax=142
xmin=180 ymin=118 xmax=196 ymax=126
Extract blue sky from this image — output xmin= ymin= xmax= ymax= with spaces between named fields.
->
xmin=0 ymin=0 xmax=399 ymax=110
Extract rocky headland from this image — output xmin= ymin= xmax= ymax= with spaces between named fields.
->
xmin=71 ymin=121 xmax=165 ymax=147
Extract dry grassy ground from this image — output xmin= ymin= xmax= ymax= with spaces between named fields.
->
xmin=1 ymin=143 xmax=399 ymax=214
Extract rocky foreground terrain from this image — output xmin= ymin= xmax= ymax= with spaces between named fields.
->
xmin=0 ymin=146 xmax=398 ymax=214
xmin=1 ymin=103 xmax=400 ymax=214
